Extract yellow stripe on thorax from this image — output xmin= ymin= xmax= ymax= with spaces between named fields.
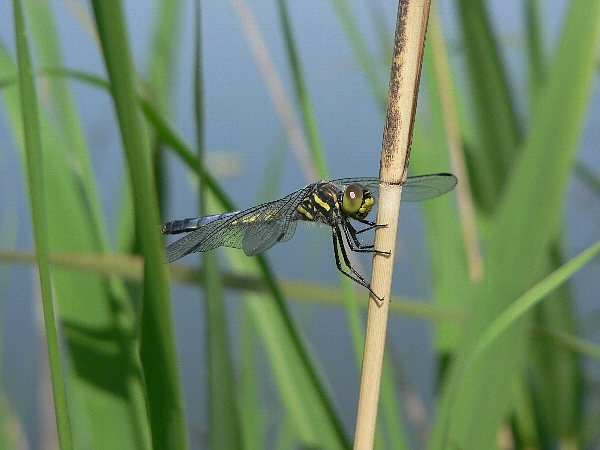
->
xmin=313 ymin=193 xmax=331 ymax=211
xmin=296 ymin=204 xmax=314 ymax=220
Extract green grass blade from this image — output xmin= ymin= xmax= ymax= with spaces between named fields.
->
xmin=253 ymin=256 xmax=350 ymax=448
xmin=436 ymin=238 xmax=600 ymax=448
xmin=428 ymin=1 xmax=600 ymax=448
xmin=244 ymin=291 xmax=347 ymax=448
xmin=580 ymin=398 xmax=600 ymax=448
xmin=140 ymin=96 xmax=237 ymax=210
xmin=143 ymin=0 xmax=185 ymax=215
xmin=457 ymin=0 xmax=520 ymax=212
xmin=193 ymin=4 xmax=244 ymax=447
xmin=532 ymin=326 xmax=600 ymax=363
xmin=22 ymin=0 xmax=98 ymax=193
xmin=526 ymin=248 xmax=582 ymax=441
xmin=0 ymin=196 xmax=17 ymax=450
xmin=11 ymin=0 xmax=72 ymax=448
xmin=21 ymin=2 xmax=112 ymax=256
xmin=239 ymin=305 xmax=265 ymax=450
xmin=329 ymin=0 xmax=387 ymax=111
xmin=90 ymin=1 xmax=187 ymax=448
xmin=512 ymin=374 xmax=541 ymax=447
xmin=144 ymin=0 xmax=183 ymax=113
xmin=144 ymin=36 xmax=350 ymax=448
xmin=495 ymin=0 xmax=600 ymax=282
xmin=1 ymin=46 xmax=152 ymax=450
xmin=415 ymin=23 xmax=473 ymax=353
xmin=199 ymin=189 xmax=348 ymax=448
xmin=204 ymin=252 xmax=244 ymax=448
xmin=525 ymin=0 xmax=546 ymax=106
xmin=275 ymin=0 xmax=328 ymax=179
xmin=276 ymin=4 xmax=401 ymax=445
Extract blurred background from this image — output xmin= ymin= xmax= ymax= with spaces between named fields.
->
xmin=1 ymin=0 xmax=599 ymax=449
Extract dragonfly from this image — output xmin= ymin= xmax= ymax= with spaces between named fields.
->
xmin=162 ymin=173 xmax=457 ymax=301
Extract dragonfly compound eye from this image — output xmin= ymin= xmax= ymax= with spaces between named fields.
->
xmin=343 ymin=184 xmax=374 ymax=220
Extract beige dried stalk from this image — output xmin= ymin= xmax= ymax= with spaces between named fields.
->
xmin=353 ymin=0 xmax=432 ymax=448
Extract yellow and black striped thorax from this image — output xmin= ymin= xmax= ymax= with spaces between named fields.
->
xmin=295 ymin=182 xmax=343 ymax=225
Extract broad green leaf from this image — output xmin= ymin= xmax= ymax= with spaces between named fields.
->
xmin=429 ymin=1 xmax=600 ymax=447
xmin=2 ymin=16 xmax=150 ymax=450
xmin=90 ymin=0 xmax=187 ymax=448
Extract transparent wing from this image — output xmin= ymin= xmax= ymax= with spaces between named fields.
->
xmin=242 ymin=217 xmax=298 ymax=256
xmin=164 ymin=186 xmax=311 ymax=262
xmin=330 ymin=173 xmax=457 ymax=202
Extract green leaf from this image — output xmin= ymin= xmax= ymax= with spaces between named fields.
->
xmin=12 ymin=0 xmax=71 ymax=447
xmin=456 ymin=0 xmax=520 ymax=212
xmin=437 ymin=238 xmax=600 ymax=448
xmin=90 ymin=0 xmax=187 ymax=448
xmin=429 ymin=0 xmax=600 ymax=448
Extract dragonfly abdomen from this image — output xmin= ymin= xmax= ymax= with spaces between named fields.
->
xmin=161 ymin=212 xmax=239 ymax=235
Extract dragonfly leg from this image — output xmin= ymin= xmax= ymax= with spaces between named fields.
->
xmin=345 ymin=223 xmax=374 ymax=250
xmin=354 ymin=218 xmax=387 ymax=235
xmin=343 ymin=221 xmax=390 ymax=256
xmin=332 ymin=227 xmax=384 ymax=304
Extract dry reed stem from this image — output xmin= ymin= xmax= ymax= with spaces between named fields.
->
xmin=229 ymin=0 xmax=318 ymax=182
xmin=429 ymin=5 xmax=484 ymax=283
xmin=353 ymin=0 xmax=432 ymax=448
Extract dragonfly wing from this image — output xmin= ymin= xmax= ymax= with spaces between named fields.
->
xmin=242 ymin=219 xmax=298 ymax=256
xmin=279 ymin=220 xmax=298 ymax=243
xmin=240 ymin=189 xmax=307 ymax=256
xmin=165 ymin=231 xmax=205 ymax=262
xmin=330 ymin=177 xmax=379 ymax=193
xmin=165 ymin=186 xmax=310 ymax=261
xmin=164 ymin=216 xmax=243 ymax=262
xmin=400 ymin=173 xmax=457 ymax=201
xmin=330 ymin=173 xmax=457 ymax=202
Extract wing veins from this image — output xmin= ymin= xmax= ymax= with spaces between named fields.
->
xmin=165 ymin=186 xmax=311 ymax=261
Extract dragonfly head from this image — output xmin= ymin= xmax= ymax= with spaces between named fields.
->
xmin=342 ymin=184 xmax=374 ymax=220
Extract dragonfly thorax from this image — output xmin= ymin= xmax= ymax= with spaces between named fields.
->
xmin=295 ymin=182 xmax=345 ymax=226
